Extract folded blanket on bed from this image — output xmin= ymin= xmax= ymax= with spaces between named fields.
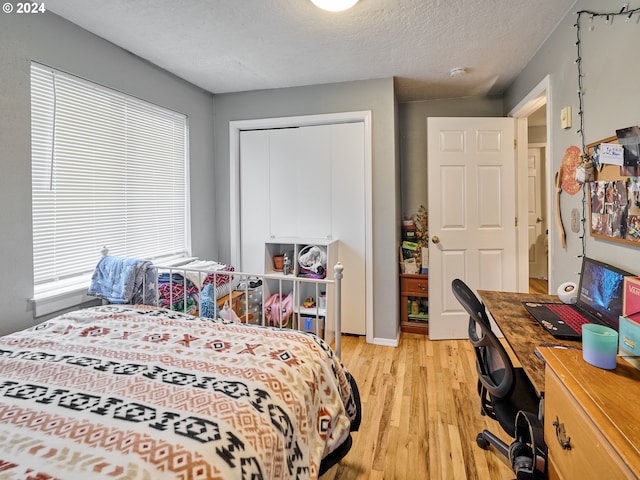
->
xmin=157 ymin=264 xmax=238 ymax=315
xmin=178 ymin=259 xmax=235 ymax=288
xmin=200 ymin=284 xmax=221 ymax=319
xmin=88 ymin=255 xmax=157 ymax=304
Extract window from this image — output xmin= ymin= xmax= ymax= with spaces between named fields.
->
xmin=31 ymin=63 xmax=189 ymax=298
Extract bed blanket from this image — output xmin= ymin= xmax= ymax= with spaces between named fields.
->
xmin=88 ymin=256 xmax=157 ymax=305
xmin=0 ymin=305 xmax=359 ymax=479
xmin=177 ymin=260 xmax=235 ymax=289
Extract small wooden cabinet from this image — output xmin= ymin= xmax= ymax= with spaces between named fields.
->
xmin=400 ymin=273 xmax=429 ymax=334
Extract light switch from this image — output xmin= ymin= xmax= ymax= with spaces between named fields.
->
xmin=561 ymin=106 xmax=572 ymax=129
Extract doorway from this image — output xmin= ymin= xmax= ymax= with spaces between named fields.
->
xmin=510 ymin=76 xmax=552 ymax=294
xmin=527 ymin=107 xmax=549 ymax=290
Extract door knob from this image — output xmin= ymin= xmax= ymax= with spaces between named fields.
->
xmin=431 ymin=236 xmax=440 ymax=244
xmin=536 ymin=217 xmax=543 ymax=223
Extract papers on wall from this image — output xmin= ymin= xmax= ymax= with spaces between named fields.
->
xmin=599 ymin=143 xmax=624 ymax=166
xmin=616 ymin=126 xmax=640 ymax=167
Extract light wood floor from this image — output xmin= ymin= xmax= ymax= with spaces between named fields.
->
xmin=529 ymin=278 xmax=549 ymax=295
xmin=323 ymin=280 xmax=548 ymax=479
xmin=324 ymin=333 xmax=515 ymax=480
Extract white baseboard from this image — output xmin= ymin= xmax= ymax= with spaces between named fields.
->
xmin=371 ymin=334 xmax=400 ymax=348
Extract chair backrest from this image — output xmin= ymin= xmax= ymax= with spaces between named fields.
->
xmin=451 ymin=279 xmax=515 ymax=399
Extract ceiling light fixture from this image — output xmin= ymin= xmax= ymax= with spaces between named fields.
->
xmin=449 ymin=67 xmax=467 ymax=78
xmin=310 ymin=0 xmax=359 ymax=12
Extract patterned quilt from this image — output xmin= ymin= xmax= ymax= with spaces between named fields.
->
xmin=0 ymin=305 xmax=360 ymax=479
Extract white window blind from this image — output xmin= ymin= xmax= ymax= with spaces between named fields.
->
xmin=31 ymin=63 xmax=188 ymax=290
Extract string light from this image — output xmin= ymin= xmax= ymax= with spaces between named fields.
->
xmin=574 ymin=4 xmax=640 ymax=258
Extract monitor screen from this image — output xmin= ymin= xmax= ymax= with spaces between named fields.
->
xmin=578 ymin=257 xmax=633 ymax=330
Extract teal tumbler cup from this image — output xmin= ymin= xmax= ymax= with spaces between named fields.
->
xmin=582 ymin=324 xmax=619 ymax=370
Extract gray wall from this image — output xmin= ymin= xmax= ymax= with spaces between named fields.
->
xmin=7 ymin=0 xmax=634 ymax=342
xmin=529 ymin=126 xmax=547 ymax=145
xmin=212 ymin=79 xmax=401 ymax=342
xmin=0 ymin=12 xmax=216 ymax=335
xmin=399 ymin=96 xmax=504 ymax=219
xmin=505 ymin=0 xmax=640 ymax=288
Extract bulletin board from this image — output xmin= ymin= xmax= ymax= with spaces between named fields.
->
xmin=587 ymin=136 xmax=640 ymax=246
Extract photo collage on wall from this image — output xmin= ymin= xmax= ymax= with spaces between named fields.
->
xmin=590 ymin=177 xmax=640 ymax=241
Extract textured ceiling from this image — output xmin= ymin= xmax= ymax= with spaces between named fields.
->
xmin=45 ymin=0 xmax=576 ymax=102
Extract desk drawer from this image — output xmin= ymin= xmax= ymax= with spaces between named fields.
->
xmin=400 ymin=275 xmax=428 ymax=295
xmin=544 ymin=368 xmax=636 ymax=479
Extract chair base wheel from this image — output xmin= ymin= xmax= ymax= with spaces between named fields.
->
xmin=476 ymin=433 xmax=490 ymax=450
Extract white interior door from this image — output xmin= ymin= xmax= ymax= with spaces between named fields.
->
xmin=427 ymin=117 xmax=517 ymax=339
xmin=527 ymin=147 xmax=548 ymax=279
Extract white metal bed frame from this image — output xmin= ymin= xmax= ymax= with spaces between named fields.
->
xmin=97 ymin=250 xmax=344 ymax=357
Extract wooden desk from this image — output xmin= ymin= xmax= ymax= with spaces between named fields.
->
xmin=479 ymin=289 xmax=640 ymax=479
xmin=478 ymin=290 xmax=581 ymax=394
xmin=539 ymin=346 xmax=640 ymax=479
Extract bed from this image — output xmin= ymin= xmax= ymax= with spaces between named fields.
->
xmin=87 ymin=253 xmax=344 ymax=354
xmin=0 ymin=303 xmax=360 ymax=478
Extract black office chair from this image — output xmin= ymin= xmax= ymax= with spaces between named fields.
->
xmin=451 ymin=279 xmax=547 ymax=480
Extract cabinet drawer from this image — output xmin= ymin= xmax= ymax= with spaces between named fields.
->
xmin=544 ymin=368 xmax=636 ymax=479
xmin=400 ymin=275 xmax=428 ymax=295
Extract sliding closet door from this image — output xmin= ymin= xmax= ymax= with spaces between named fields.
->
xmin=330 ymin=122 xmax=365 ymax=335
xmin=239 ymin=130 xmax=270 ymax=274
xmin=239 ymin=122 xmax=366 ymax=335
xmin=269 ymin=126 xmax=332 ymax=239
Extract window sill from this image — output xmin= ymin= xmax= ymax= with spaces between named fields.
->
xmin=31 ymin=274 xmax=98 ymax=318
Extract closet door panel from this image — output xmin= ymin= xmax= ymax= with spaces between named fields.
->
xmin=239 ymin=130 xmax=271 ymax=273
xmin=269 ymin=128 xmax=299 ymax=238
xmin=331 ymin=122 xmax=366 ymax=335
xmin=297 ymin=125 xmax=332 ymax=238
xmin=269 ymin=126 xmax=331 ymax=239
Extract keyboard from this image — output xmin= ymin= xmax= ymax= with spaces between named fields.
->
xmin=545 ymin=304 xmax=591 ymax=333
